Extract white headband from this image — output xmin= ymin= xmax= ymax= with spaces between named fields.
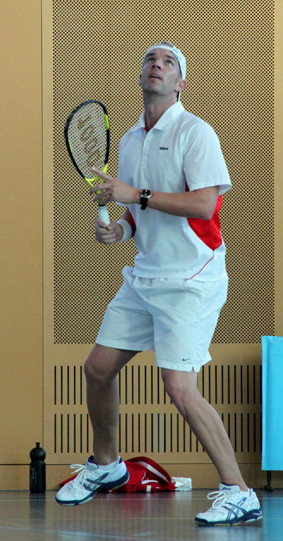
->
xmin=143 ymin=43 xmax=186 ymax=79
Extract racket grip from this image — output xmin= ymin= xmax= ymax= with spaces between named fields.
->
xmin=98 ymin=204 xmax=110 ymax=226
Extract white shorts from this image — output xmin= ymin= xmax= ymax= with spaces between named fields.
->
xmin=96 ymin=266 xmax=228 ymax=373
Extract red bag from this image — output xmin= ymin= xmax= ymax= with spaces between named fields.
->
xmin=113 ymin=456 xmax=176 ymax=493
xmin=59 ymin=456 xmax=184 ymax=492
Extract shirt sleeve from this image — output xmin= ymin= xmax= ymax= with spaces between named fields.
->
xmin=183 ymin=121 xmax=232 ymax=195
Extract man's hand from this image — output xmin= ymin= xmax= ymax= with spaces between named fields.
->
xmin=90 ymin=168 xmax=139 ymax=205
xmin=95 ymin=218 xmax=124 ymax=244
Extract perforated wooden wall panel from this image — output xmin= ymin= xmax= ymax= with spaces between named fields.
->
xmin=43 ymin=0 xmax=274 ymax=474
xmin=52 ymin=0 xmax=274 ymax=345
xmin=52 ymin=356 xmax=262 ymax=462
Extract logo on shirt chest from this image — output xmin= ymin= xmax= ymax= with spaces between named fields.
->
xmin=159 ymin=146 xmax=169 ymax=150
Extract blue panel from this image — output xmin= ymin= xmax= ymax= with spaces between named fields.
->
xmin=262 ymin=336 xmax=283 ymax=471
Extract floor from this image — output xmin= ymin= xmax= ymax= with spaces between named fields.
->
xmin=0 ymin=489 xmax=281 ymax=541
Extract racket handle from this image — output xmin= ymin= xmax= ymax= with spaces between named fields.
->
xmin=98 ymin=204 xmax=110 ymax=226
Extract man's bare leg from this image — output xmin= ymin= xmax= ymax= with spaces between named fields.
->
xmin=162 ymin=368 xmax=248 ymax=491
xmin=84 ymin=344 xmax=137 ymax=465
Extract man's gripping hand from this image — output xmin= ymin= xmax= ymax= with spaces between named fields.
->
xmin=95 ymin=218 xmax=123 ymax=244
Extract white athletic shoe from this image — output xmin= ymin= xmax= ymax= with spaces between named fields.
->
xmin=55 ymin=456 xmax=129 ymax=506
xmin=195 ymin=483 xmax=263 ymax=527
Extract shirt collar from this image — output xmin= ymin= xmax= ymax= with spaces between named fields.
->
xmin=136 ymin=101 xmax=184 ymax=132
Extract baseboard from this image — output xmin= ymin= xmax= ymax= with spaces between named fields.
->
xmin=0 ymin=464 xmax=282 ymax=490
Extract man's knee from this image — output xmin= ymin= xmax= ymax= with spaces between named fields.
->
xmin=84 ymin=344 xmax=136 ymax=386
xmin=84 ymin=347 xmax=112 ymax=386
xmin=161 ymin=368 xmax=199 ymax=405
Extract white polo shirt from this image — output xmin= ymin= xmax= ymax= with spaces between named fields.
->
xmin=118 ymin=101 xmax=232 ymax=280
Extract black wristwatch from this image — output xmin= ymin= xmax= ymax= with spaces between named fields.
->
xmin=140 ymin=189 xmax=152 ymax=210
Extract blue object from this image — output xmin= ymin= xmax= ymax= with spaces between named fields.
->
xmin=262 ymin=336 xmax=283 ymax=471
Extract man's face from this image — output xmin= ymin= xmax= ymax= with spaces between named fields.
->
xmin=139 ymin=48 xmax=184 ymax=98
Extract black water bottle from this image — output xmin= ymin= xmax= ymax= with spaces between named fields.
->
xmin=30 ymin=442 xmax=46 ymax=493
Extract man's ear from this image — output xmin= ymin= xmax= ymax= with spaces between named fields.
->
xmin=178 ymin=79 xmax=187 ymax=92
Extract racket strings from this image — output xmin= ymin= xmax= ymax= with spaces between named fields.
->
xmin=67 ymin=103 xmax=108 ymax=181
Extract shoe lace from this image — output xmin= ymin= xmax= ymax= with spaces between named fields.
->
xmin=69 ymin=464 xmax=87 ymax=487
xmin=207 ymin=490 xmax=229 ymax=509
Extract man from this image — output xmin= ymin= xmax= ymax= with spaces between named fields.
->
xmin=56 ymin=42 xmax=262 ymax=527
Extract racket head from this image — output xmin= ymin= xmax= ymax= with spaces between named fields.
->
xmin=64 ymin=100 xmax=110 ymax=186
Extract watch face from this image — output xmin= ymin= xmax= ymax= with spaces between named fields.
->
xmin=140 ymin=189 xmax=152 ymax=209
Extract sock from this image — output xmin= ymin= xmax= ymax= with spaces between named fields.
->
xmin=97 ymin=459 xmax=119 ymax=471
xmin=221 ymin=482 xmax=250 ymax=495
